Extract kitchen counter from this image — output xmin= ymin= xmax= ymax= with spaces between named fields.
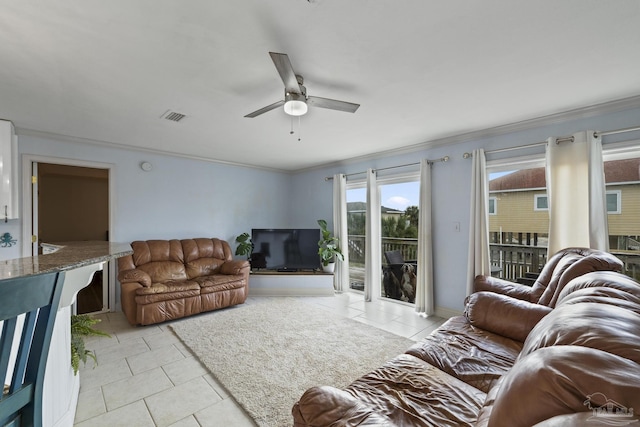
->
xmin=0 ymin=241 xmax=132 ymax=280
xmin=0 ymin=241 xmax=132 ymax=427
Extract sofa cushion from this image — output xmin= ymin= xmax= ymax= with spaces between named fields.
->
xmin=406 ymin=316 xmax=522 ymax=393
xmin=292 ymin=386 xmax=394 ymax=426
xmin=465 ymin=291 xmax=551 ymax=342
xmin=560 ymin=291 xmax=640 ymax=315
xmin=557 ymin=270 xmax=640 ymax=305
xmin=530 ymin=248 xmax=623 ymax=307
xmin=182 ymin=238 xmax=232 ymax=263
xmin=489 ymin=346 xmax=640 ymax=427
xmin=194 ymin=275 xmax=247 ymax=293
xmin=293 ymin=354 xmax=488 ymax=426
xmin=137 ymin=261 xmax=188 ymax=283
xmin=134 ymin=280 xmax=200 ymax=304
xmin=185 ymin=258 xmax=224 ymax=279
xmin=520 ymin=302 xmax=640 ymax=364
xmin=131 ymin=239 xmax=184 ymax=265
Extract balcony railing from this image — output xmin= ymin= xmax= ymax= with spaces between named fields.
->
xmin=489 ymin=245 xmax=640 ymax=282
xmin=347 ymin=236 xmax=640 ymax=285
xmin=610 ymin=250 xmax=640 ymax=282
xmin=347 ymin=235 xmax=418 ymax=266
xmin=489 ymin=244 xmax=548 ymax=281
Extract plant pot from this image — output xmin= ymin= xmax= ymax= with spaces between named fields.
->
xmin=322 ymin=262 xmax=335 ymax=273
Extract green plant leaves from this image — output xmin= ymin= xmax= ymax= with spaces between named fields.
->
xmin=235 ymin=232 xmax=253 ymax=257
xmin=70 ymin=314 xmax=110 ymax=375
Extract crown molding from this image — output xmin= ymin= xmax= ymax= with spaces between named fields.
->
xmin=15 ymin=128 xmax=291 ymax=174
xmin=293 ymin=94 xmax=640 ymax=174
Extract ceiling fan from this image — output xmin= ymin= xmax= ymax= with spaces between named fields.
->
xmin=244 ymin=52 xmax=360 ymax=118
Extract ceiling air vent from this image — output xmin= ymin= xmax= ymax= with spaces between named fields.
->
xmin=161 ymin=110 xmax=186 ymax=122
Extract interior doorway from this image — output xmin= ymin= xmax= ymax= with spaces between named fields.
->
xmin=33 ymin=161 xmax=111 ymax=314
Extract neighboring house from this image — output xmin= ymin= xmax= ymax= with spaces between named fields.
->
xmin=489 ymin=158 xmax=640 ymax=250
xmin=346 ymin=202 xmax=405 ymax=231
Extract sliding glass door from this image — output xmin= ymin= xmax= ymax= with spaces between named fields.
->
xmin=346 ymin=176 xmax=419 ymax=304
xmin=379 ymin=178 xmax=419 ymax=304
xmin=346 ymin=186 xmax=366 ymax=291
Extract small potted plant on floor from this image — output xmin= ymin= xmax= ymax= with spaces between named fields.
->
xmin=317 ymin=219 xmax=344 ymax=273
xmin=71 ymin=314 xmax=110 ymax=375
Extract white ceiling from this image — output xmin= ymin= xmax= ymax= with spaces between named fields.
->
xmin=1 ymin=1 xmax=639 ymax=172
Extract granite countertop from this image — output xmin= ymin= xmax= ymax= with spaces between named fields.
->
xmin=0 ymin=241 xmax=132 ymax=281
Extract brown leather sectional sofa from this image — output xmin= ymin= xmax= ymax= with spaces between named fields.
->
xmin=117 ymin=238 xmax=249 ymax=325
xmin=292 ymin=248 xmax=640 ymax=426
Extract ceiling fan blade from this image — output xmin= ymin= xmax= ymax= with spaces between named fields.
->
xmin=244 ymin=100 xmax=285 ymax=118
xmin=269 ymin=52 xmax=301 ymax=94
xmin=307 ymin=96 xmax=360 ymax=113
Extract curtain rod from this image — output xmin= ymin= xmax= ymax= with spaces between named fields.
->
xmin=594 ymin=125 xmax=640 ymax=138
xmin=462 ymin=123 xmax=640 ymax=159
xmin=324 ymin=156 xmax=449 ymax=181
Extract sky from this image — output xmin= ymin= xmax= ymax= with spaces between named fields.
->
xmin=347 ymin=172 xmax=515 ymax=212
xmin=347 ymin=181 xmax=419 ymax=211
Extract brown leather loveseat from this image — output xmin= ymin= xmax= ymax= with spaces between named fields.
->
xmin=118 ymin=238 xmax=249 ymax=326
xmin=292 ymin=248 xmax=640 ymax=426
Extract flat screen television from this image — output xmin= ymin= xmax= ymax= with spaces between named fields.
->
xmin=251 ymin=228 xmax=321 ymax=271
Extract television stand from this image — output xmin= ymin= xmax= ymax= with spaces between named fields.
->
xmin=249 ymin=270 xmax=334 ymax=296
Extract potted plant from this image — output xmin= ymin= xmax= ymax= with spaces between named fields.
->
xmin=235 ymin=232 xmax=253 ymax=258
xmin=70 ymin=314 xmax=110 ymax=375
xmin=317 ymin=219 xmax=344 ymax=273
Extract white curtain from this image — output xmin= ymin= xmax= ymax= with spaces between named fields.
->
xmin=415 ymin=159 xmax=434 ymax=315
xmin=466 ymin=149 xmax=491 ymax=296
xmin=546 ymin=131 xmax=608 ymax=255
xmin=587 ymin=132 xmax=609 ymax=251
xmin=332 ymin=173 xmax=349 ymax=292
xmin=364 ymin=169 xmax=380 ymax=302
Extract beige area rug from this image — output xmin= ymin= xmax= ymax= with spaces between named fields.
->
xmin=169 ymin=297 xmax=415 ymax=427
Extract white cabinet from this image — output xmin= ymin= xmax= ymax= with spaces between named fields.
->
xmin=249 ymin=271 xmax=334 ymax=296
xmin=0 ymin=119 xmax=18 ymax=220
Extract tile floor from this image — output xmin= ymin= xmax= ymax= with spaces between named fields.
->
xmin=73 ymin=292 xmax=446 ymax=427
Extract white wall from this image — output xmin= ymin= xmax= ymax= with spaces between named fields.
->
xmin=14 ymin=133 xmax=293 ymax=247
xmin=290 ymin=104 xmax=640 ymax=313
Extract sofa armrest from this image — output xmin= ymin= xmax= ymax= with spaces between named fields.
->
xmin=473 ymin=275 xmax=533 ymax=301
xmin=220 ymin=260 xmax=250 ymax=275
xmin=292 ymin=386 xmax=390 ymax=427
xmin=465 ymin=291 xmax=552 ymax=342
xmin=118 ymin=268 xmax=152 ymax=287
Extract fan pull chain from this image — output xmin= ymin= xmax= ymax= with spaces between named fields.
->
xmin=298 ymin=116 xmax=302 ymax=142
xmin=290 ymin=115 xmax=294 ymax=135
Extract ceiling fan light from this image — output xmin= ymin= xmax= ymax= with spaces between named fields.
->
xmin=284 ymin=93 xmax=308 ymax=116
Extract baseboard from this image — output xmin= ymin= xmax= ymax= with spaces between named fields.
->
xmin=434 ymin=306 xmax=463 ymax=319
xmin=249 ymin=287 xmax=335 ymax=297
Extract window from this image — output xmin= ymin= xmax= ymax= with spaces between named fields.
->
xmin=488 ymin=197 xmax=497 ymax=215
xmin=606 ymin=190 xmax=621 ymax=214
xmin=534 ymin=194 xmax=548 ymax=211
xmin=487 ymin=155 xmax=548 ymax=281
xmin=602 ymin=146 xmax=640 ymax=282
xmin=484 ymin=142 xmax=640 ymax=283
